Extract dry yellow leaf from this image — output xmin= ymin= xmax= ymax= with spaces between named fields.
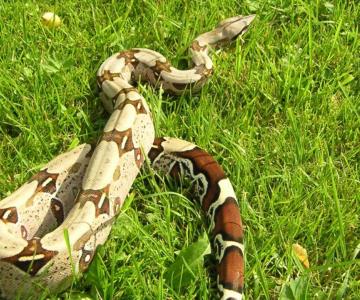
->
xmin=41 ymin=12 xmax=61 ymax=28
xmin=292 ymin=243 xmax=310 ymax=268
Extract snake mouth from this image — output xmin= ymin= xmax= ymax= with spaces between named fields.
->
xmin=230 ymin=25 xmax=249 ymax=41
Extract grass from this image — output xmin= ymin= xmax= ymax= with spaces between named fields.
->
xmin=0 ymin=0 xmax=359 ymax=299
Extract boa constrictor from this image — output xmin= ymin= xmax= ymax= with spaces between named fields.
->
xmin=0 ymin=15 xmax=255 ymax=300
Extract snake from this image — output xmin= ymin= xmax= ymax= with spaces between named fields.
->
xmin=0 ymin=15 xmax=255 ymax=300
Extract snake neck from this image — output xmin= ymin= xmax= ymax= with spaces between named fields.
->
xmin=97 ymin=15 xmax=255 ymax=100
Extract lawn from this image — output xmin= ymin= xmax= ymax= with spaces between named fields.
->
xmin=0 ymin=0 xmax=359 ymax=299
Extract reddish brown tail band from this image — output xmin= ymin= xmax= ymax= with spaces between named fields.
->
xmin=149 ymin=137 xmax=244 ymax=300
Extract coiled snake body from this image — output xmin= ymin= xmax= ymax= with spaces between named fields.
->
xmin=0 ymin=15 xmax=255 ymax=300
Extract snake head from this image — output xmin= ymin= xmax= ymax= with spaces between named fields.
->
xmin=195 ymin=15 xmax=255 ymax=48
xmin=216 ymin=14 xmax=256 ymax=42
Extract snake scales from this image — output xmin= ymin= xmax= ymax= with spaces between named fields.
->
xmin=0 ymin=15 xmax=255 ymax=299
